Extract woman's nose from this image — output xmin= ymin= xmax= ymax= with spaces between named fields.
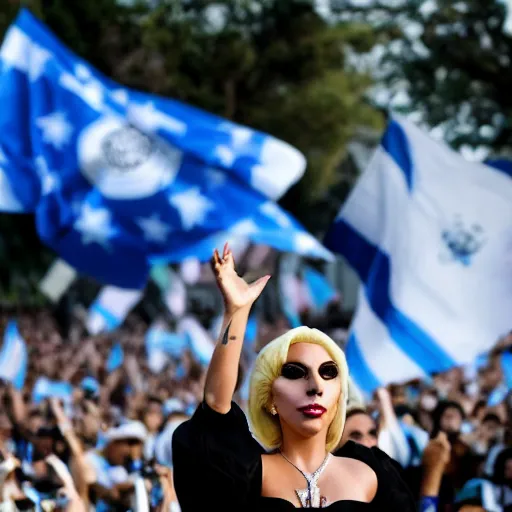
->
xmin=306 ymin=372 xmax=324 ymax=397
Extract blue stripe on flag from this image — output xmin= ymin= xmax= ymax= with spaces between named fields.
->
xmin=326 ymin=219 xmax=456 ymax=374
xmin=90 ymin=304 xmax=120 ymax=331
xmin=345 ymin=333 xmax=382 ymax=395
xmin=381 ymin=119 xmax=414 ymax=191
xmin=486 ymin=159 xmax=512 ymax=178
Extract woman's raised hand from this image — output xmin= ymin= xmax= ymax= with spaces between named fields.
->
xmin=211 ymin=243 xmax=270 ymax=315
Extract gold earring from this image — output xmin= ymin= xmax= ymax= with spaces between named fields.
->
xmin=270 ymin=404 xmax=277 ymax=416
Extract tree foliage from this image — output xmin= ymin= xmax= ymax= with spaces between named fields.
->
xmin=334 ymin=0 xmax=512 ymax=152
xmin=0 ymin=0 xmax=383 ymax=300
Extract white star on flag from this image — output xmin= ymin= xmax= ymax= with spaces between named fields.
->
xmin=60 ymin=72 xmax=104 ymax=111
xmin=35 ymin=157 xmax=59 ymax=195
xmin=110 ymin=89 xmax=129 ymax=106
xmin=219 ymin=123 xmax=252 ymax=147
xmin=136 ymin=213 xmax=172 ymax=243
xmin=74 ymin=63 xmax=92 ymax=81
xmin=0 ymin=27 xmax=51 ymax=82
xmin=28 ymin=44 xmax=51 ymax=82
xmin=169 ymin=187 xmax=214 ymax=230
xmin=36 ymin=111 xmax=73 ymax=150
xmin=214 ymin=145 xmax=235 ymax=166
xmin=74 ymin=203 xmax=116 ymax=251
xmin=260 ymin=201 xmax=292 ymax=228
xmin=128 ymin=102 xmax=187 ymax=136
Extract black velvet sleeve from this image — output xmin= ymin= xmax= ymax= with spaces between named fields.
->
xmin=335 ymin=441 xmax=417 ymax=512
xmin=172 ymin=401 xmax=263 ymax=511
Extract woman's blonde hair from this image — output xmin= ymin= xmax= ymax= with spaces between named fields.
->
xmin=248 ymin=326 xmax=348 ymax=452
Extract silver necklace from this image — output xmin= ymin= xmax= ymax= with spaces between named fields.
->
xmin=279 ymin=451 xmax=332 ymax=508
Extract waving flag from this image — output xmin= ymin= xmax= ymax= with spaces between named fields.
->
xmin=0 ymin=10 xmax=331 ymax=288
xmin=86 ymin=286 xmax=142 ymax=335
xmin=32 ymin=377 xmax=73 ymax=404
xmin=106 ymin=343 xmax=124 ymax=372
xmin=0 ymin=321 xmax=28 ymax=390
xmin=178 ymin=316 xmax=214 ymax=366
xmin=145 ymin=325 xmax=188 ymax=373
xmin=325 ymin=117 xmax=512 ymax=394
xmin=150 ymin=265 xmax=187 ymax=318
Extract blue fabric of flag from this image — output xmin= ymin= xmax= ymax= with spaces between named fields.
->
xmin=32 ymin=377 xmax=73 ymax=404
xmin=502 ymin=352 xmax=512 ymax=389
xmin=106 ymin=343 xmax=124 ymax=372
xmin=0 ymin=10 xmax=331 ymax=289
xmin=303 ymin=266 xmax=337 ymax=310
xmin=0 ymin=321 xmax=28 ymax=390
xmin=145 ymin=328 xmax=188 ymax=359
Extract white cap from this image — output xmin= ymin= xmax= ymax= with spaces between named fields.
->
xmin=104 ymin=421 xmax=147 ymax=444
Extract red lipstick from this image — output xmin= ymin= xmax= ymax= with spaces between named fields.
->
xmin=298 ymin=404 xmax=326 ymax=418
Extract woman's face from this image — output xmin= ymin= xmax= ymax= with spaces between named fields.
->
xmin=340 ymin=412 xmax=378 ymax=448
xmin=272 ymin=343 xmax=341 ymax=442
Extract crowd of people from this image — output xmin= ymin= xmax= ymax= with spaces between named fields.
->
xmin=0 ymin=277 xmax=511 ymax=511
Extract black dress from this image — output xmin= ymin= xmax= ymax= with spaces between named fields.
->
xmin=172 ymin=401 xmax=416 ymax=511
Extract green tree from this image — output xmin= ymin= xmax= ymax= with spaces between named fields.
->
xmin=334 ymin=0 xmax=512 ymax=152
xmin=0 ymin=0 xmax=383 ymax=299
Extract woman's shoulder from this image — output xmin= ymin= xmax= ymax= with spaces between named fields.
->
xmin=334 ymin=441 xmax=403 ymax=475
xmin=334 ymin=442 xmax=416 ymax=511
xmin=173 ymin=401 xmax=264 ymax=510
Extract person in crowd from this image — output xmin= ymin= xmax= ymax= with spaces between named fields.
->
xmin=85 ymin=421 xmax=146 ymax=510
xmin=140 ymin=398 xmax=164 ymax=461
xmin=340 ymin=409 xmax=378 ymax=449
xmin=172 ymin=244 xmax=415 ymax=510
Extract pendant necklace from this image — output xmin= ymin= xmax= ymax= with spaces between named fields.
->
xmin=279 ymin=451 xmax=332 ymax=508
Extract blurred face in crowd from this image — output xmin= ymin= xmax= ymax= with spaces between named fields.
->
xmin=143 ymin=401 xmax=164 ymax=433
xmin=28 ymin=411 xmax=45 ymax=435
xmin=272 ymin=343 xmax=341 ymax=442
xmin=481 ymin=416 xmax=502 ymax=443
xmin=33 ymin=434 xmax=55 ymax=460
xmin=105 ymin=438 xmax=140 ymax=466
xmin=505 ymin=459 xmax=512 ymax=483
xmin=340 ymin=411 xmax=378 ymax=448
xmin=0 ymin=413 xmax=12 ymax=441
xmin=440 ymin=406 xmax=463 ymax=435
xmin=479 ymin=359 xmax=502 ymax=393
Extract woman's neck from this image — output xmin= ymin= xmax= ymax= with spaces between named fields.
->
xmin=279 ymin=430 xmax=329 ymax=474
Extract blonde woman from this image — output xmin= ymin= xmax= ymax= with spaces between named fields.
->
xmin=173 ymin=244 xmax=415 ymax=510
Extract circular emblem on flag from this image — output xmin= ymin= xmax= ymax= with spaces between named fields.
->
xmin=77 ymin=116 xmax=183 ymax=199
xmin=102 ymin=127 xmax=154 ymax=171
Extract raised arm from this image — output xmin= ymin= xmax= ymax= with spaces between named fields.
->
xmin=204 ymin=243 xmax=270 ymax=414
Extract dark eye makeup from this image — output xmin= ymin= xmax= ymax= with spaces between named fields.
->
xmin=319 ymin=362 xmax=339 ymax=380
xmin=281 ymin=361 xmax=339 ymax=380
xmin=281 ymin=363 xmax=307 ymax=380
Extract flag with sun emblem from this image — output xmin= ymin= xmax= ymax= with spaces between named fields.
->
xmin=0 ymin=10 xmax=332 ymax=288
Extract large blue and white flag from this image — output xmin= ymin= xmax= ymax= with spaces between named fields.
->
xmin=0 ymin=10 xmax=331 ymax=288
xmin=325 ymin=117 xmax=512 ymax=394
xmin=0 ymin=321 xmax=28 ymax=390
